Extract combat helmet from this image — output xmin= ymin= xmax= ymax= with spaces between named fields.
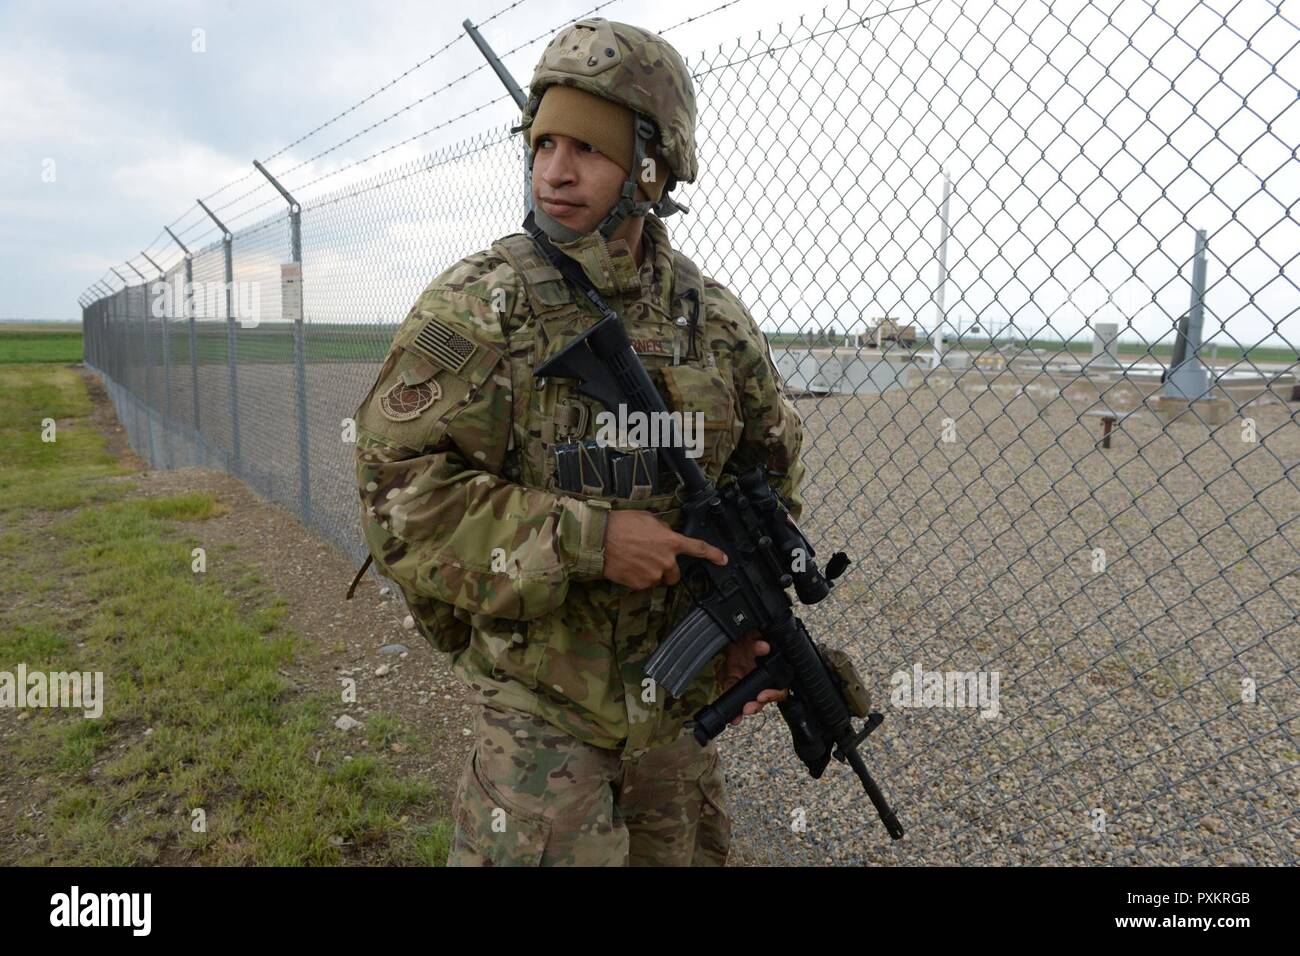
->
xmin=516 ymin=18 xmax=697 ymax=241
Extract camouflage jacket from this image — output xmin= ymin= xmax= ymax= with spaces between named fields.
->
xmin=354 ymin=212 xmax=805 ymax=755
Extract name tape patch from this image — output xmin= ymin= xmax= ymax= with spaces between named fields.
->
xmin=630 ymin=337 xmax=670 ymax=356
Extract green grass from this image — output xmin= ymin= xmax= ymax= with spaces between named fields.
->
xmin=0 ymin=363 xmax=450 ymax=865
xmin=0 ymin=363 xmax=122 ymax=513
xmin=0 ymin=330 xmax=83 ymax=364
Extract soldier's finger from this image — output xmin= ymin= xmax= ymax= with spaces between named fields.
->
xmin=660 ymin=561 xmax=683 ymax=587
xmin=673 ymin=533 xmax=728 ymax=566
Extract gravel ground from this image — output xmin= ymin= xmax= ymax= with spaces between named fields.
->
xmin=725 ymin=366 xmax=1298 ymax=865
xmin=107 ymin=358 xmax=1299 ymax=866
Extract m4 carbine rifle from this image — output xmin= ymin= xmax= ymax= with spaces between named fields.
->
xmin=529 ymin=218 xmax=904 ymax=840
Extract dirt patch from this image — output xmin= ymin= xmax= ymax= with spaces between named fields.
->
xmin=75 ymin=366 xmax=474 ymax=804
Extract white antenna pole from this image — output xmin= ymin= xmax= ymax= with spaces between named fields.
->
xmin=931 ymin=171 xmax=952 ymax=370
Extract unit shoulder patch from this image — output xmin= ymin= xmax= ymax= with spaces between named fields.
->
xmin=379 ymin=378 xmax=442 ymax=421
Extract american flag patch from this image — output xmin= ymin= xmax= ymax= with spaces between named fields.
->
xmin=410 ymin=318 xmax=479 ymax=373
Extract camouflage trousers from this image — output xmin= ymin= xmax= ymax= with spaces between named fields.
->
xmin=447 ymin=703 xmax=731 ymax=866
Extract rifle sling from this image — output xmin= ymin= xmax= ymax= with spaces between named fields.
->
xmin=524 ymin=211 xmax=619 ymax=321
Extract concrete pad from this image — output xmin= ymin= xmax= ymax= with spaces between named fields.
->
xmin=1151 ymin=395 xmax=1233 ymax=426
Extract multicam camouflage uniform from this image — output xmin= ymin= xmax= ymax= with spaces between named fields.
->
xmin=353 ymin=19 xmax=805 ymax=867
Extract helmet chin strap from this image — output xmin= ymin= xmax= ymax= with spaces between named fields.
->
xmin=531 ymin=204 xmax=587 ymax=243
xmin=526 ymin=112 xmax=688 ymax=244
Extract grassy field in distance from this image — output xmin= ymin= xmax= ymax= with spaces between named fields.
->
xmin=0 ymin=325 xmax=83 ymax=364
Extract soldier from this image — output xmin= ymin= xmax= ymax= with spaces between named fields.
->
xmin=353 ymin=17 xmax=805 ymax=866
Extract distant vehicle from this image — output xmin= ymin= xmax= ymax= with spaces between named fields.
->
xmin=861 ymin=318 xmax=918 ymax=349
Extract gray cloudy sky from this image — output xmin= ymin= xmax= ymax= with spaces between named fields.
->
xmin=1 ymin=0 xmax=804 ymax=319
xmin=4 ymin=0 xmax=1296 ymax=351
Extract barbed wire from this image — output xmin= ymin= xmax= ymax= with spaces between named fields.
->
xmin=261 ymin=0 xmax=537 ymax=165
xmin=158 ymin=0 xmax=625 ymax=255
xmin=660 ymin=0 xmax=745 ymax=34
xmin=84 ymin=0 xmax=670 ymax=297
xmin=171 ymin=94 xmax=518 ymax=248
xmin=137 ymin=228 xmax=171 ymax=265
xmin=691 ymin=0 xmax=938 ymax=77
xmin=85 ymin=0 xmax=902 ymax=299
xmin=135 ymin=0 xmax=546 ymax=274
xmin=284 ymin=94 xmax=518 ymax=205
xmin=247 ymin=0 xmax=626 ymax=189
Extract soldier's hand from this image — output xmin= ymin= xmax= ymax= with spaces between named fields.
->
xmin=602 ymin=510 xmax=727 ymax=591
xmin=723 ymin=633 xmax=789 ymax=725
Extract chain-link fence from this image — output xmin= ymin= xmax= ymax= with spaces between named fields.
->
xmin=80 ymin=0 xmax=1297 ymax=865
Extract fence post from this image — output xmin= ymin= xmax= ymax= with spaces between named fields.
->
xmin=118 ymin=287 xmax=126 ymax=390
xmin=142 ymin=251 xmax=170 ymax=468
xmin=92 ymin=280 xmax=112 ymax=374
xmin=110 ymin=268 xmax=144 ymax=458
xmin=116 ymin=289 xmax=124 ymax=394
xmin=105 ymin=290 xmax=113 ymax=382
xmin=78 ymin=296 xmax=89 ymax=365
xmin=197 ymin=199 xmax=240 ymax=475
xmin=166 ymin=227 xmax=200 ymax=462
xmin=104 ymin=289 xmax=112 ymax=383
xmin=93 ymin=285 xmax=109 ymax=372
xmin=127 ymin=261 xmax=158 ymax=467
xmin=85 ymin=300 xmax=93 ymax=369
xmin=78 ymin=297 xmax=88 ymax=364
xmin=253 ymin=160 xmax=312 ymax=527
xmin=289 ymin=254 xmax=311 ymax=527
